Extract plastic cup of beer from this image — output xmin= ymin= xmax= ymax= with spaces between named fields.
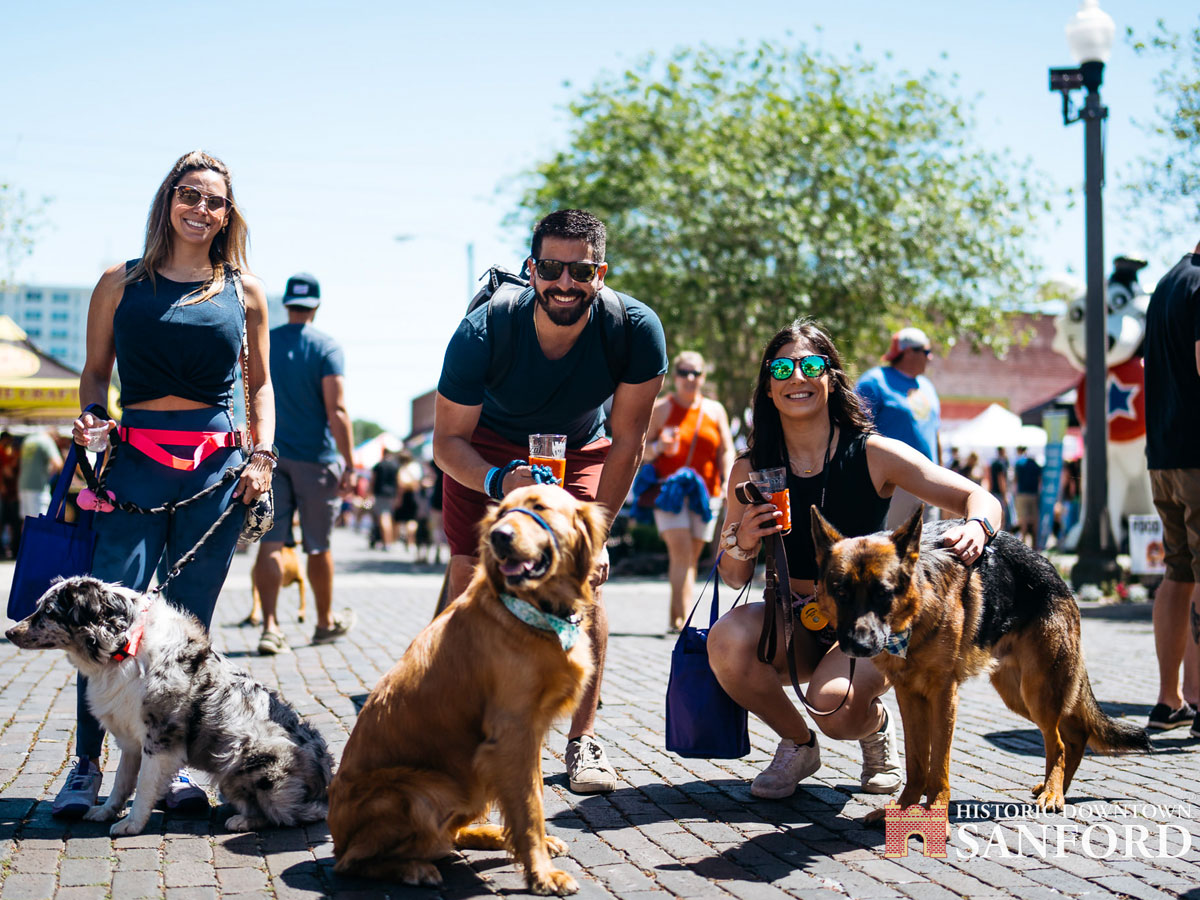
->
xmin=749 ymin=466 xmax=791 ymax=534
xmin=659 ymin=425 xmax=681 ymax=456
xmin=528 ymin=433 xmax=567 ymax=486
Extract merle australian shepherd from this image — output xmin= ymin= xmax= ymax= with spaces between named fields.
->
xmin=6 ymin=576 xmax=333 ymax=835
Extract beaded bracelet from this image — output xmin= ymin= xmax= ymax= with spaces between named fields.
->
xmin=720 ymin=522 xmax=760 ymax=562
xmin=249 ymin=450 xmax=278 ymax=470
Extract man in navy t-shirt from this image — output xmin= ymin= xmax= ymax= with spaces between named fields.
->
xmin=856 ymin=326 xmax=942 ymax=527
xmin=434 ymin=209 xmax=667 ymax=793
xmin=1144 ymin=246 xmax=1200 ymax=735
xmin=253 ymin=274 xmax=357 ymax=655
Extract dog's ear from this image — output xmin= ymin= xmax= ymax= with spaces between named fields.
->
xmin=810 ymin=505 xmax=844 ymax=570
xmin=890 ymin=504 xmax=924 ymax=567
xmin=573 ymin=501 xmax=609 ymax=583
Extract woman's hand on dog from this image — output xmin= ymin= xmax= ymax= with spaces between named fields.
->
xmin=941 ymin=521 xmax=987 ymax=564
xmin=234 ymin=455 xmax=274 ymax=504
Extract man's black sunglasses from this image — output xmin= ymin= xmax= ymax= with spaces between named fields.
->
xmin=533 ymin=259 xmax=601 ymax=282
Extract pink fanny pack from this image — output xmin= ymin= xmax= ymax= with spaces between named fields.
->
xmin=119 ymin=427 xmax=244 ymax=471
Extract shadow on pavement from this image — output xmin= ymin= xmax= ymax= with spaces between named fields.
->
xmin=1076 ymin=601 xmax=1152 ymax=621
xmin=337 ymin=557 xmax=447 ymax=576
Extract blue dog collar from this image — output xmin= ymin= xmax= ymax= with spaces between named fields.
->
xmin=497 ymin=507 xmax=560 ymax=551
xmin=500 ymin=594 xmax=580 ymax=650
xmin=884 ymin=627 xmax=912 ymax=658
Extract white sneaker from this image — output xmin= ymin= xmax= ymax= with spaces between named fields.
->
xmin=860 ymin=709 xmax=902 ymax=794
xmin=751 ymin=735 xmax=821 ymax=799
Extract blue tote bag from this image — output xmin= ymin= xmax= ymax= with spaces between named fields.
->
xmin=664 ymin=557 xmax=752 ymax=759
xmin=7 ymin=443 xmax=100 ymax=622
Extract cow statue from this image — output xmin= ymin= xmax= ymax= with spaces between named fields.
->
xmin=1051 ymin=256 xmax=1154 ymax=550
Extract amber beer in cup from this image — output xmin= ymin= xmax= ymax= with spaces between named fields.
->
xmin=749 ymin=467 xmax=791 ymax=534
xmin=528 ymin=433 xmax=567 ymax=486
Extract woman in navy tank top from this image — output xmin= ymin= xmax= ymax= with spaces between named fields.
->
xmin=708 ymin=319 xmax=1000 ymax=801
xmin=53 ymin=151 xmax=277 ymax=819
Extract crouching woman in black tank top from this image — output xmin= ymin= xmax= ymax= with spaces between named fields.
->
xmin=708 ymin=318 xmax=1000 ymax=800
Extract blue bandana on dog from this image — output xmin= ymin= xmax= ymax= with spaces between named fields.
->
xmin=500 ymin=594 xmax=581 ymax=650
xmin=884 ymin=627 xmax=912 ymax=658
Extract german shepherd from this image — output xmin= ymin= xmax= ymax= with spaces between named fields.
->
xmin=810 ymin=506 xmax=1150 ymax=820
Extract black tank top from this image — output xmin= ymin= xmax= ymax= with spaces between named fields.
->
xmin=784 ymin=431 xmax=890 ymax=580
xmin=113 ymin=261 xmax=243 ymax=408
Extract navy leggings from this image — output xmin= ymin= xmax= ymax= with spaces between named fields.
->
xmin=76 ymin=407 xmax=245 ymax=759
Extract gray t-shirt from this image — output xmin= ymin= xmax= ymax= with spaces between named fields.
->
xmin=270 ymin=323 xmax=345 ymax=464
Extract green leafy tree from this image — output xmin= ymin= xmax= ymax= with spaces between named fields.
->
xmin=1127 ymin=18 xmax=1200 ymax=239
xmin=353 ymin=418 xmax=385 ymax=445
xmin=514 ymin=41 xmax=1044 ymax=419
xmin=0 ymin=184 xmax=47 ymax=287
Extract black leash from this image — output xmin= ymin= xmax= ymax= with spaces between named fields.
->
xmin=754 ymin=422 xmax=855 ymax=718
xmin=76 ymin=434 xmax=247 ymax=517
xmin=75 ymin=434 xmax=249 ymax=597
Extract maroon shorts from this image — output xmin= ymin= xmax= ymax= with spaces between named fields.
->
xmin=443 ymin=426 xmax=610 ymax=557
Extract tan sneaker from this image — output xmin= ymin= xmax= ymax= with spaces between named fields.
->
xmin=565 ymin=736 xmax=616 ymax=793
xmin=312 ymin=610 xmax=355 ymax=644
xmin=751 ymin=735 xmax=820 ymax=799
xmin=860 ymin=709 xmax=902 ymax=794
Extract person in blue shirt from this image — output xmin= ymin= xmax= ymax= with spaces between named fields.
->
xmin=434 ymin=209 xmax=667 ymax=794
xmin=254 ymin=274 xmax=356 ymax=655
xmin=856 ymin=327 xmax=942 ymax=527
xmin=1013 ymin=446 xmax=1042 ymax=547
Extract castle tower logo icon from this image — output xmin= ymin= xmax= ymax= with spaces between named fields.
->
xmin=884 ymin=803 xmax=949 ymax=858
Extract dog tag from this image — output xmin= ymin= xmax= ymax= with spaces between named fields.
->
xmin=799 ymin=600 xmax=829 ymax=631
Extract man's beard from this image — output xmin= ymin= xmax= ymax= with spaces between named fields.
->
xmin=534 ymin=283 xmax=594 ymax=327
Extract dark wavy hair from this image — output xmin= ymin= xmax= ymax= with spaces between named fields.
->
xmin=746 ymin=318 xmax=875 ymax=470
xmin=531 ymin=209 xmax=606 ymax=262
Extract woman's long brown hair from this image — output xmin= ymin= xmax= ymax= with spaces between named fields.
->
xmin=124 ymin=150 xmax=248 ymax=305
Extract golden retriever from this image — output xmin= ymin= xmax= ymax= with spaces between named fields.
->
xmin=328 ymin=485 xmax=607 ymax=895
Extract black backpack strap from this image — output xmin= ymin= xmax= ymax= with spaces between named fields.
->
xmin=596 ymin=287 xmax=632 ymax=386
xmin=484 ymin=284 xmax=531 ymax=387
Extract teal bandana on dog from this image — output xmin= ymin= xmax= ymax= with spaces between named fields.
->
xmin=884 ymin=627 xmax=912 ymax=658
xmin=500 ymin=594 xmax=581 ymax=651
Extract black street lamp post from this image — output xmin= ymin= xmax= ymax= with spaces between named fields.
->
xmin=1049 ymin=0 xmax=1121 ymax=587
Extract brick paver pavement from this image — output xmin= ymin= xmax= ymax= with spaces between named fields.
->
xmin=0 ymin=528 xmax=1196 ymax=899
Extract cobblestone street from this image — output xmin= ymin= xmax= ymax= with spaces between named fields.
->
xmin=0 ymin=528 xmax=1196 ymax=899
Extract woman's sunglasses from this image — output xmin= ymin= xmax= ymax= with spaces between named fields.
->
xmin=533 ymin=259 xmax=601 ymax=282
xmin=767 ymin=355 xmax=830 ymax=381
xmin=173 ymin=184 xmax=232 ymax=212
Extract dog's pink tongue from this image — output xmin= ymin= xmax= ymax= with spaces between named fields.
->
xmin=499 ymin=559 xmax=534 ymax=577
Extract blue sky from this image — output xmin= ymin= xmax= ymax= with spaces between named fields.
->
xmin=3 ymin=1 xmax=1195 ymax=436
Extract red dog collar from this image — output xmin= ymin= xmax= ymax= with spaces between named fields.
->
xmin=112 ymin=598 xmax=154 ymax=662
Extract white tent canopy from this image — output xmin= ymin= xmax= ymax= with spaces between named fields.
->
xmin=353 ymin=431 xmax=403 ymax=470
xmin=944 ymin=404 xmax=1047 ymax=451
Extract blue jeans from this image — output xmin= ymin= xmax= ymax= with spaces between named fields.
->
xmin=76 ymin=407 xmax=245 ymax=758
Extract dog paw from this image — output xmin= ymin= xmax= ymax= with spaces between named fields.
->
xmin=224 ymin=814 xmax=267 ymax=833
xmin=530 ymin=869 xmax=578 ymax=896
xmin=545 ymin=835 xmax=568 ymax=856
xmin=83 ymin=804 xmax=119 ymax=822
xmin=1033 ymin=785 xmax=1064 ymax=812
xmin=397 ymin=860 xmax=443 ymax=887
xmin=863 ymin=806 xmax=887 ymax=826
xmin=109 ymin=816 xmax=144 ymax=837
